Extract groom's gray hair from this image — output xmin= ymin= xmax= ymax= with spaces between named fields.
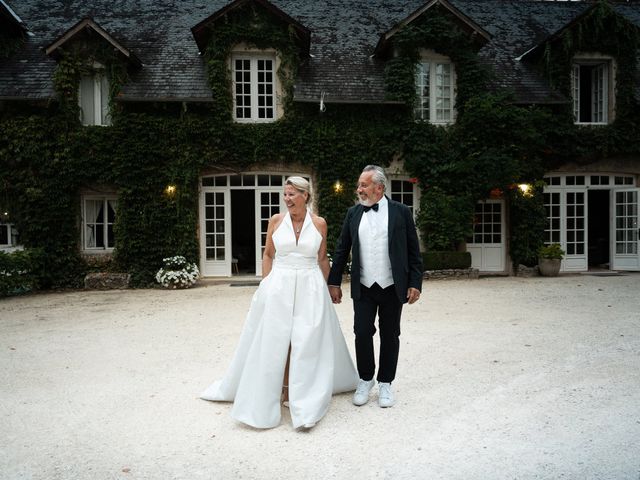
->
xmin=362 ymin=165 xmax=387 ymax=191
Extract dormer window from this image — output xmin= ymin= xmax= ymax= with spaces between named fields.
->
xmin=79 ymin=66 xmax=110 ymax=126
xmin=232 ymin=54 xmax=276 ymax=123
xmin=44 ymin=18 xmax=140 ymax=126
xmin=571 ymin=57 xmax=614 ymax=125
xmin=415 ymin=52 xmax=456 ymax=124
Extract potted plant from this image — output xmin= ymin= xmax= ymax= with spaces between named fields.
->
xmin=155 ymin=255 xmax=200 ymax=289
xmin=537 ymin=244 xmax=565 ymax=277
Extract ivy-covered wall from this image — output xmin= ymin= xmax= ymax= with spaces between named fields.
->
xmin=1 ymin=0 xmax=639 ymax=288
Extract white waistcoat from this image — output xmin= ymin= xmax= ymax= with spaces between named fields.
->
xmin=358 ymin=197 xmax=394 ymax=289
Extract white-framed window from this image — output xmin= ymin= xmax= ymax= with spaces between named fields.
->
xmin=82 ymin=196 xmax=117 ymax=251
xmin=415 ymin=56 xmax=455 ymax=124
xmin=469 ymin=201 xmax=503 ymax=245
xmin=232 ymin=55 xmax=276 ymax=122
xmin=79 ymin=69 xmax=111 ymax=126
xmin=389 ymin=178 xmax=419 ymax=219
xmin=0 ymin=221 xmax=17 ymax=248
xmin=572 ymin=59 xmax=612 ymax=125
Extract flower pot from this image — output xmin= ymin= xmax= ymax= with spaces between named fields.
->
xmin=538 ymin=257 xmax=561 ymax=277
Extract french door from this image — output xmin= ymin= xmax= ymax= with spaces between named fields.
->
xmin=200 ymin=173 xmax=296 ymax=277
xmin=611 ymin=188 xmax=640 ymax=270
xmin=467 ymin=200 xmax=505 ymax=272
xmin=200 ymin=189 xmax=231 ymax=276
xmin=254 ymin=189 xmax=283 ymax=276
xmin=563 ymin=190 xmax=587 ymax=271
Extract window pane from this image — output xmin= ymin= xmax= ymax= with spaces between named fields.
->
xmin=0 ymin=224 xmax=8 ymax=245
xmin=256 ymin=58 xmax=275 ymax=121
xmin=99 ymin=74 xmax=111 ymax=125
xmin=79 ymin=76 xmax=95 ymax=126
xmin=85 ymin=200 xmax=103 ymax=248
xmin=414 ymin=62 xmax=430 ymax=121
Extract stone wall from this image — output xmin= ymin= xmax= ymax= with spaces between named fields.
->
xmin=423 ymin=268 xmax=480 ymax=280
xmin=84 ymin=273 xmax=131 ymax=289
xmin=514 ymin=264 xmax=539 ymax=277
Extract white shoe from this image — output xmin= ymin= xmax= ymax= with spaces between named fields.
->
xmin=378 ymin=382 xmax=395 ymax=408
xmin=353 ymin=378 xmax=376 ymax=406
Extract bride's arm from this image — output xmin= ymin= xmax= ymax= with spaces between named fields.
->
xmin=314 ymin=216 xmax=330 ymax=282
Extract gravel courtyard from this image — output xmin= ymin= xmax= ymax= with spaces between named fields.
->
xmin=1 ymin=274 xmax=640 ymax=480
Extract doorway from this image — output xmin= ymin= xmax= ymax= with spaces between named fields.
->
xmin=231 ymin=190 xmax=256 ymax=274
xmin=587 ymin=189 xmax=610 ymax=268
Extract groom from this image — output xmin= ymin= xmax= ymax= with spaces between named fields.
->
xmin=328 ymin=165 xmax=423 ymax=408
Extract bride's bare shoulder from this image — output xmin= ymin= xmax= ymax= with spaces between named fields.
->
xmin=270 ymin=212 xmax=286 ymax=230
xmin=310 ymin=213 xmax=327 ymax=232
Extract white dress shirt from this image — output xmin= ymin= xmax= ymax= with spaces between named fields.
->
xmin=358 ymin=196 xmax=393 ymax=289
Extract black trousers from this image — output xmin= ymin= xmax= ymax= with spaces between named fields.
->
xmin=353 ymin=282 xmax=402 ymax=383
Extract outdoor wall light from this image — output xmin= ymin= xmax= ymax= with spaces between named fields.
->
xmin=164 ymin=185 xmax=177 ymax=197
xmin=518 ymin=183 xmax=533 ymax=196
xmin=333 ymin=180 xmax=343 ymax=194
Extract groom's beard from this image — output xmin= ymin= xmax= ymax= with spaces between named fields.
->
xmin=359 ymin=194 xmax=381 ymax=207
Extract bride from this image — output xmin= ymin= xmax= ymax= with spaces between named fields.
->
xmin=200 ymin=176 xmax=358 ymax=429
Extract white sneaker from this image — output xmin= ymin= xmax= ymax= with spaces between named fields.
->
xmin=353 ymin=378 xmax=376 ymax=406
xmin=378 ymin=382 xmax=395 ymax=408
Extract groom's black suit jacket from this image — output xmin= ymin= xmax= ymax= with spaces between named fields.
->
xmin=328 ymin=197 xmax=423 ymax=303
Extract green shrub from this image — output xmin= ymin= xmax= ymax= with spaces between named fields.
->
xmin=538 ymin=243 xmax=565 ymax=260
xmin=422 ymin=251 xmax=472 ymax=270
xmin=0 ymin=248 xmax=44 ymax=297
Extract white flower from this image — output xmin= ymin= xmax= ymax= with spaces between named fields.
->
xmin=155 ymin=256 xmax=200 ymax=289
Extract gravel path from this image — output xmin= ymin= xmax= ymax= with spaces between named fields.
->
xmin=1 ymin=274 xmax=640 ymax=480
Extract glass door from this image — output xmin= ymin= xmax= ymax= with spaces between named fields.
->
xmin=254 ymin=189 xmax=283 ymax=276
xmin=466 ymin=200 xmax=505 ymax=272
xmin=563 ymin=190 xmax=588 ymax=271
xmin=200 ymin=188 xmax=231 ymax=276
xmin=612 ymin=188 xmax=640 ymax=270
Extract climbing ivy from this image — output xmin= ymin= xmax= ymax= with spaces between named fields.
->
xmin=52 ymin=41 xmax=130 ymax=122
xmin=203 ymin=2 xmax=303 ymax=122
xmin=1 ymin=0 xmax=639 ymax=289
xmin=386 ymin=11 xmax=549 ymax=253
xmin=540 ymin=0 xmax=640 ymax=162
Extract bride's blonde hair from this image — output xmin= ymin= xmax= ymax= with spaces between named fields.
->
xmin=285 ymin=176 xmax=311 ymax=204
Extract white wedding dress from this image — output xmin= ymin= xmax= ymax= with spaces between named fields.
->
xmin=200 ymin=211 xmax=358 ymax=429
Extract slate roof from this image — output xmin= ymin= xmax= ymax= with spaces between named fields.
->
xmin=45 ymin=17 xmax=142 ymax=68
xmin=1 ymin=0 xmax=639 ymax=105
xmin=0 ymin=0 xmax=27 ymax=33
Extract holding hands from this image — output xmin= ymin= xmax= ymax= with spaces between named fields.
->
xmin=329 ymin=285 xmax=342 ymax=304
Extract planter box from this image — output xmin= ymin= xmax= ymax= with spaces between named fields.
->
xmin=538 ymin=258 xmax=561 ymax=277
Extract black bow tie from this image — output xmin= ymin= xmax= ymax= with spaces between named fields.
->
xmin=363 ymin=203 xmax=379 ymax=212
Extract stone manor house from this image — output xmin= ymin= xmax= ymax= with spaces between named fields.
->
xmin=1 ymin=0 xmax=640 ymax=280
